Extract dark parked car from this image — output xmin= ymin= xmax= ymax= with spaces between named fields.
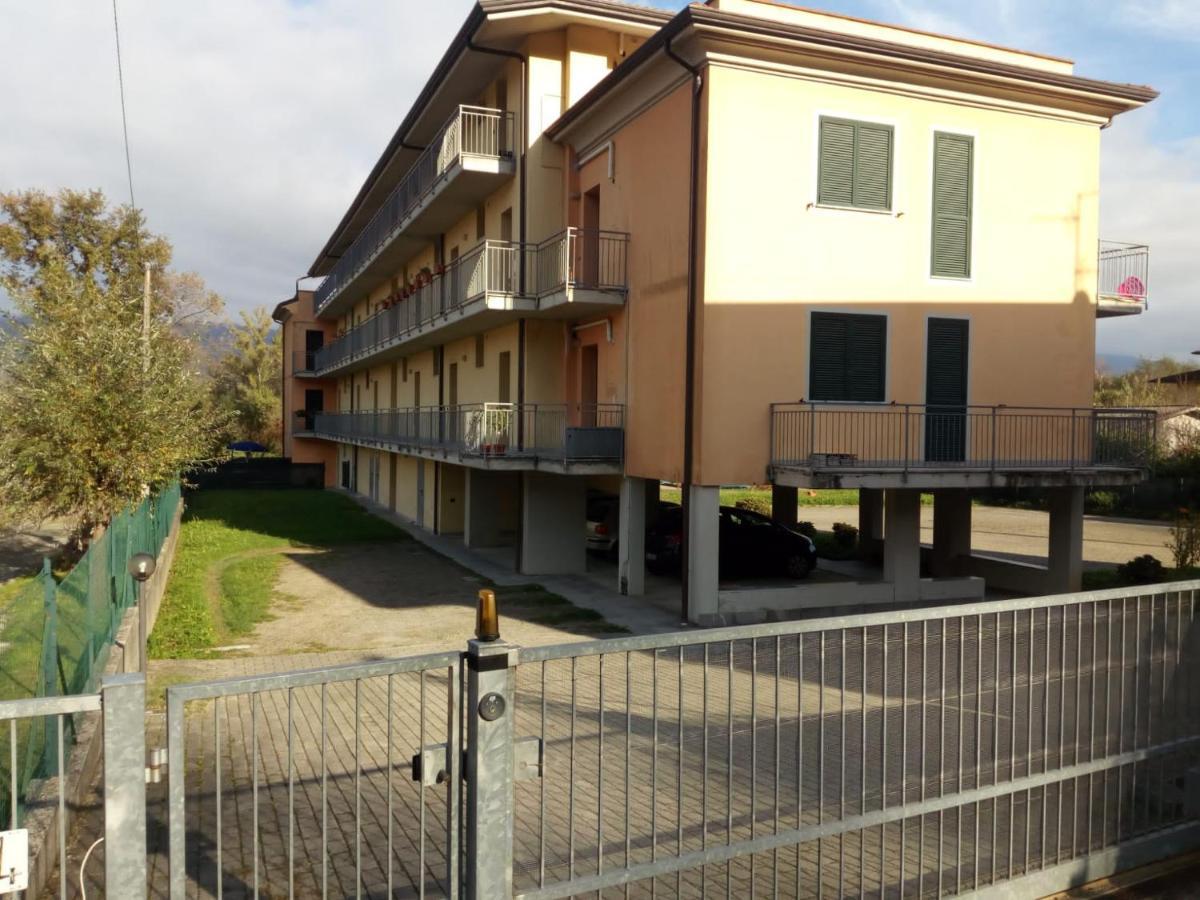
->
xmin=645 ymin=505 xmax=817 ymax=579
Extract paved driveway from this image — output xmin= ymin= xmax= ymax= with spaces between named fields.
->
xmin=0 ymin=518 xmax=70 ymax=583
xmin=798 ymin=504 xmax=1172 ymax=568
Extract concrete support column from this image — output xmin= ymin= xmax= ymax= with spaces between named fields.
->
xmin=771 ymin=484 xmax=798 ymax=527
xmin=1048 ymin=486 xmax=1085 ymax=593
xmin=859 ymin=488 xmax=885 ymax=561
xmin=465 ymin=469 xmax=518 ymax=549
xmin=618 ymin=476 xmax=646 ymax=596
xmin=520 ymin=472 xmax=587 ymax=575
xmin=645 ymin=478 xmax=661 ymax=527
xmin=930 ymin=490 xmax=972 ymax=577
xmin=686 ymin=485 xmax=720 ymax=625
xmin=883 ymin=489 xmax=922 ymax=604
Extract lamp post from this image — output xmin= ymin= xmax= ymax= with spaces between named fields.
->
xmin=128 ymin=552 xmax=156 ymax=674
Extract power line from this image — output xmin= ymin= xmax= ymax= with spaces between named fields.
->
xmin=111 ymin=0 xmax=136 ymax=210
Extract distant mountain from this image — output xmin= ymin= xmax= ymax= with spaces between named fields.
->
xmin=1096 ymin=353 xmax=1143 ymax=375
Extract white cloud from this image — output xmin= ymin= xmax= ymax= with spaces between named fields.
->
xmin=0 ymin=0 xmax=473 ymax=313
xmin=1117 ymin=1 xmax=1200 ymax=40
xmin=1098 ymin=109 xmax=1200 ymax=358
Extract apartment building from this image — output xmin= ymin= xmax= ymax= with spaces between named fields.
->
xmin=282 ymin=0 xmax=1157 ymax=624
xmin=274 ymin=289 xmax=338 ymax=484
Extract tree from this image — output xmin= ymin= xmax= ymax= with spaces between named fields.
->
xmin=1095 ymin=356 xmax=1197 ymax=408
xmin=209 ymin=307 xmax=282 ymax=452
xmin=0 ymin=189 xmax=220 ymax=545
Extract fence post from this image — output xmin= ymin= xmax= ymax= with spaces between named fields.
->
xmin=101 ymin=673 xmax=147 ymax=899
xmin=464 ymin=634 xmax=517 ymax=899
xmin=41 ymin=558 xmax=58 ymax=773
xmin=990 ymin=407 xmax=998 ymax=472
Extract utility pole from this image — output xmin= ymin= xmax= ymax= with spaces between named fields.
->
xmin=142 ymin=262 xmax=151 ymax=373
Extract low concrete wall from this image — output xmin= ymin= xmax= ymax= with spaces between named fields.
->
xmin=715 ymin=575 xmax=985 ymax=624
xmin=962 ymin=553 xmax=1054 ymax=595
xmin=22 ymin=499 xmax=183 ymax=899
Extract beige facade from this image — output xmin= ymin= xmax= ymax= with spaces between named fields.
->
xmin=283 ymin=0 xmax=1155 ymax=621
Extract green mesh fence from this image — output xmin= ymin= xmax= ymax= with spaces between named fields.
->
xmin=1 ymin=480 xmax=181 ymax=820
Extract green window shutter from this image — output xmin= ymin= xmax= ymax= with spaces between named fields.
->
xmin=818 ymin=118 xmax=893 ymax=211
xmin=809 ymin=312 xmax=887 ymax=402
xmin=932 ymin=132 xmax=973 ymax=278
xmin=818 ymin=119 xmax=855 ymax=206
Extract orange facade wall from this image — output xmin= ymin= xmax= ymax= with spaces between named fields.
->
xmin=695 ymin=63 xmax=1102 ymax=486
xmin=575 ymin=82 xmax=693 ymax=483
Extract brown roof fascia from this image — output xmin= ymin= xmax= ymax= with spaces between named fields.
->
xmin=548 ymin=5 xmax=1158 ymax=140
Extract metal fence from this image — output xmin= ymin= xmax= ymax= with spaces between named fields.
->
xmin=1099 ymin=241 xmax=1150 ymax=307
xmin=149 ymin=581 xmax=1200 ymax=899
xmin=507 ymin=583 xmax=1200 ymax=898
xmin=312 ymin=229 xmax=630 ymax=376
xmin=311 ymin=403 xmax=625 ymax=463
xmin=770 ymin=403 xmax=1157 ymax=473
xmin=0 ymin=482 xmax=181 ymax=819
xmin=165 ymin=652 xmax=462 ymax=899
xmin=6 ymin=580 xmax=1196 ymax=896
xmin=2 ymin=677 xmax=146 ymax=899
xmin=315 ymin=105 xmax=516 ymax=314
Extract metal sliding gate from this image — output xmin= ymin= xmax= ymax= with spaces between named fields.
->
xmin=150 ymin=581 xmax=1200 ymax=897
xmin=159 ymin=582 xmax=1200 ymax=899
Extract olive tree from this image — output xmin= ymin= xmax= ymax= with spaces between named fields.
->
xmin=0 ymin=189 xmax=221 ymax=545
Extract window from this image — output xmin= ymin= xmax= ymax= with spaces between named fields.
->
xmin=808 ymin=312 xmax=887 ymax=402
xmin=475 ymin=204 xmax=486 ymax=241
xmin=931 ymin=132 xmax=974 ymax=279
xmin=817 ymin=117 xmax=894 ymax=211
xmin=475 ymin=334 xmax=485 ymax=368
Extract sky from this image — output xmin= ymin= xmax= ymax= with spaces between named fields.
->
xmin=1 ymin=0 xmax=1195 ymax=359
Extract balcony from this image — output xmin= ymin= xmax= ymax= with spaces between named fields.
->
xmin=310 ymin=403 xmax=624 ymax=472
xmin=1097 ymin=241 xmax=1149 ymax=318
xmin=315 ymin=105 xmax=517 ymax=317
xmin=769 ymin=402 xmax=1155 ymax=488
xmin=311 ymin=229 xmax=629 ymax=376
xmin=290 ymin=350 xmax=322 ymax=378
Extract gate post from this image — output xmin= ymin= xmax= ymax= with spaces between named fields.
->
xmin=465 ymin=633 xmax=517 ymax=899
xmin=101 ymin=673 xmax=147 ymax=898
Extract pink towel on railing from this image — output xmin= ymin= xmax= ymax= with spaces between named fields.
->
xmin=1118 ymin=275 xmax=1146 ymax=299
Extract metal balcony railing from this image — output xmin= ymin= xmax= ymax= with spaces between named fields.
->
xmin=311 ymin=229 xmax=630 ymax=374
xmin=315 ymin=105 xmax=516 ymax=314
xmin=533 ymin=228 xmax=630 ymax=296
xmin=291 ymin=350 xmax=319 ymax=375
xmin=313 ymin=240 xmax=527 ymax=372
xmin=770 ymin=402 xmax=1156 ymax=472
xmin=1099 ymin=241 xmax=1149 ymax=307
xmin=311 ymin=403 xmax=624 ymax=463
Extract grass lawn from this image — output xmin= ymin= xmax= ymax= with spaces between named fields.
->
xmin=659 ymin=486 xmax=933 ymax=513
xmin=0 ymin=576 xmax=46 ymax=815
xmin=0 ymin=576 xmax=43 ymax=702
xmin=150 ymin=489 xmax=411 ymax=659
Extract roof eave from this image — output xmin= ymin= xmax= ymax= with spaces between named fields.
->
xmin=548 ymin=5 xmax=1157 ymax=142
